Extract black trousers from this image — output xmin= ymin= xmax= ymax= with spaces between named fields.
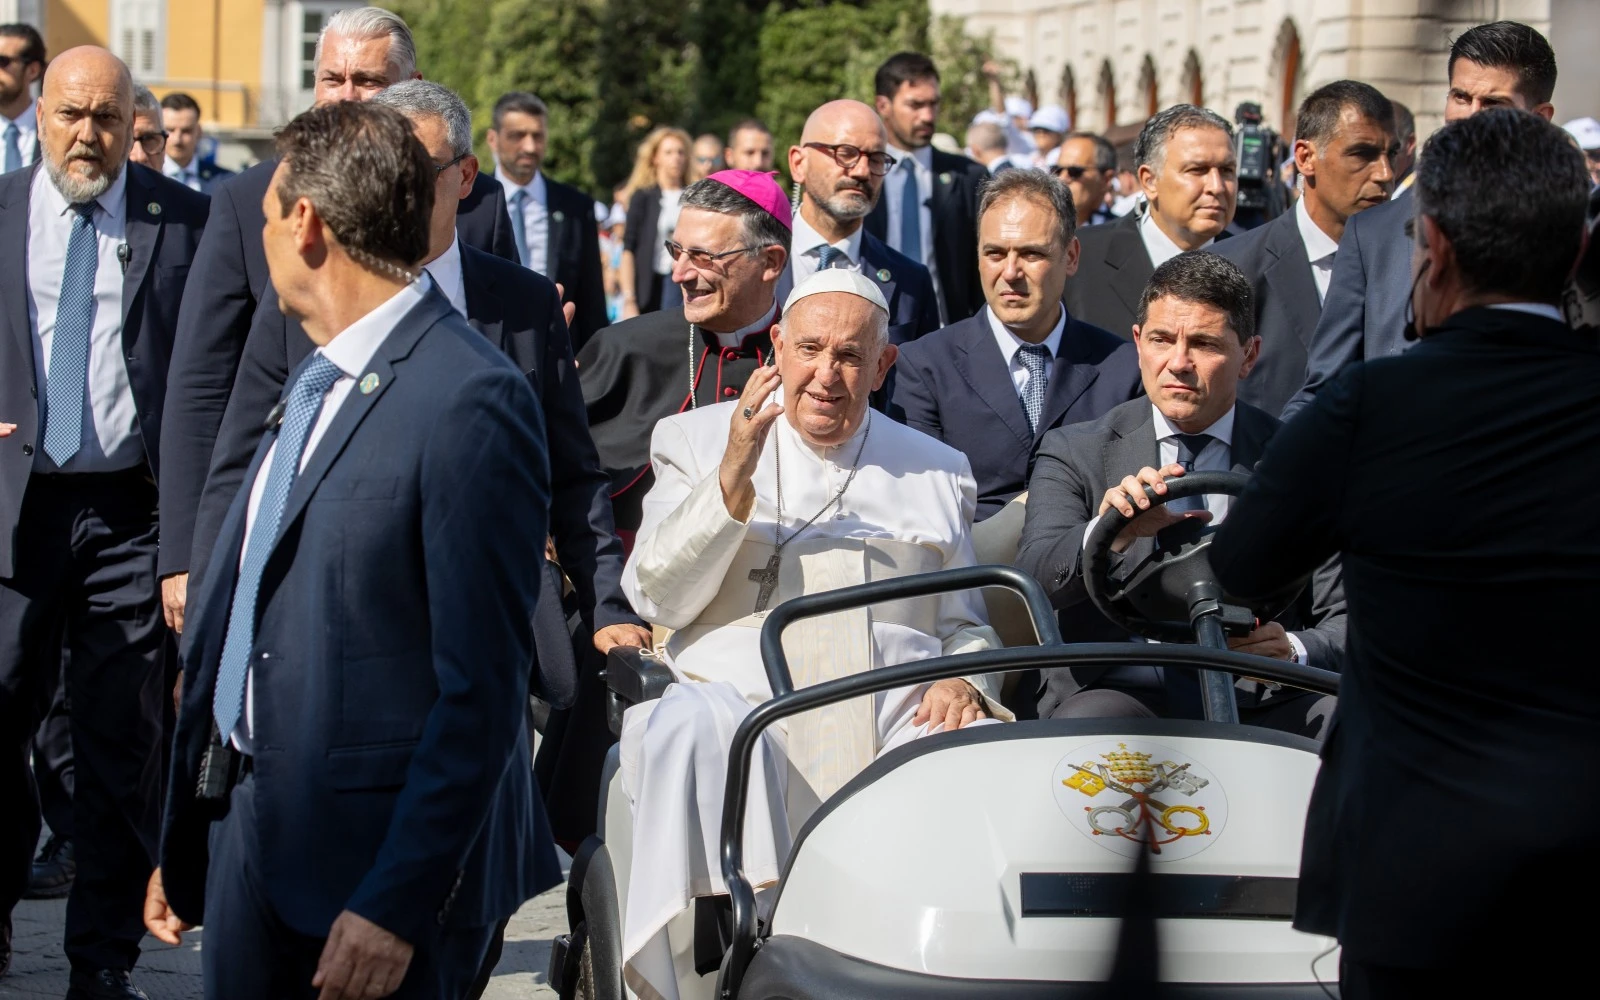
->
xmin=204 ymin=775 xmax=495 ymax=1000
xmin=31 ymin=651 xmax=76 ymax=840
xmin=0 ymin=469 xmax=166 ymax=971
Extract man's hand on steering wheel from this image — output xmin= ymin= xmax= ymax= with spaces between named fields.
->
xmin=1227 ymin=620 xmax=1295 ymax=661
xmin=1097 ymin=463 xmax=1214 ymax=553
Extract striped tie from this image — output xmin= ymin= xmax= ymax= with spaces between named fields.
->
xmin=817 ymin=244 xmax=845 ymax=270
xmin=42 ymin=203 xmax=99 ymax=467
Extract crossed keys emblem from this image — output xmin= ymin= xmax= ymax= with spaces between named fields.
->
xmin=1062 ymin=743 xmax=1212 ymax=853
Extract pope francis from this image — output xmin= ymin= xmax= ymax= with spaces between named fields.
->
xmin=618 ymin=268 xmax=1009 ymax=998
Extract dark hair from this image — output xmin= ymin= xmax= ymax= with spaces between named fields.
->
xmin=160 ymin=91 xmax=202 ymax=116
xmin=1067 ymin=131 xmax=1117 ymax=172
xmin=1391 ymin=100 xmax=1415 ymax=145
xmin=491 ymin=91 xmax=547 ymax=130
xmin=1137 ymin=252 xmax=1255 ymax=343
xmin=727 ymin=118 xmax=770 ymax=144
xmin=1415 ymin=108 xmax=1588 ymax=303
xmin=874 ymin=52 xmax=939 ymax=101
xmin=1449 ymin=21 xmax=1557 ymax=107
xmin=1135 ymin=104 xmax=1233 ymax=171
xmin=1295 ymin=80 xmax=1394 ymax=146
xmin=681 ymin=176 xmax=792 ymax=255
xmin=274 ymin=102 xmax=433 ymax=269
xmin=979 ymin=168 xmax=1077 ymax=248
xmin=0 ymin=23 xmax=45 ymax=68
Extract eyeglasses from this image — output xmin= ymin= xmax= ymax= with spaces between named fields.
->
xmin=134 ymin=130 xmax=168 ymax=155
xmin=433 ymin=151 xmax=468 ymax=175
xmin=664 ymin=240 xmax=758 ymax=269
xmin=1052 ymin=165 xmax=1092 ymax=180
xmin=0 ymin=54 xmax=38 ymax=72
xmin=803 ymin=142 xmax=897 ymax=176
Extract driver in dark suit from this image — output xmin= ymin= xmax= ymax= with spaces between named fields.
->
xmin=1211 ymin=110 xmax=1599 ymax=998
xmin=1016 ymin=253 xmax=1344 ymax=732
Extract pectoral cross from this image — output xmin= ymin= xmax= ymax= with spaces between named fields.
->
xmin=749 ymin=552 xmax=781 ymax=613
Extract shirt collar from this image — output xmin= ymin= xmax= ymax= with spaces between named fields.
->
xmin=497 ymin=168 xmax=545 ymax=204
xmin=422 ymin=236 xmax=466 ymax=316
xmin=1151 ymin=402 xmax=1235 ymax=447
xmin=984 ymin=304 xmax=1066 ymax=367
xmin=791 ymin=207 xmax=862 ymax=265
xmin=710 ymin=299 xmax=779 ymax=348
xmin=1138 ymin=211 xmax=1209 ymax=267
xmin=886 ymin=143 xmax=932 ymax=174
xmin=37 ymin=160 xmax=128 ymax=223
xmin=1488 ymin=302 xmax=1566 ymax=323
xmin=1294 ymin=197 xmax=1340 ymax=265
xmin=318 ymin=274 xmax=433 ymax=378
xmin=2 ymin=99 xmax=35 ymax=131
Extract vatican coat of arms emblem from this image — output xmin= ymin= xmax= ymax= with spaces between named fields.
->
xmin=1051 ymin=740 xmax=1229 ymax=861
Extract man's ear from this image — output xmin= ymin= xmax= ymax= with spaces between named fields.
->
xmin=1533 ymin=102 xmax=1556 ymax=122
xmin=1137 ymin=164 xmax=1159 ymax=202
xmin=873 ymin=95 xmax=893 ymax=121
xmin=1419 ymin=214 xmax=1453 ymax=286
xmin=457 ymin=154 xmax=480 ymax=200
xmin=761 ymin=245 xmax=788 ymax=283
xmin=1292 ymin=138 xmax=1317 ymax=185
xmin=872 ymin=341 xmax=899 ymax=391
xmin=788 ymin=144 xmax=807 ymax=186
xmin=1237 ymin=334 xmax=1262 ymax=379
xmin=1062 ymin=235 xmax=1082 ymax=278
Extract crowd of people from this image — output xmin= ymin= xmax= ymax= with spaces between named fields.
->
xmin=0 ymin=6 xmax=1594 ymax=1000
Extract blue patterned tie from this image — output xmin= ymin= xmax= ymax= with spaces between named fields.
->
xmin=509 ymin=188 xmax=529 ymax=267
xmin=1017 ymin=343 xmax=1052 ymax=432
xmin=212 ymin=354 xmax=345 ymax=741
xmin=898 ymin=156 xmax=922 ymax=263
xmin=1167 ymin=433 xmax=1214 ymax=513
xmin=3 ymin=122 xmax=20 ymax=174
xmin=42 ymin=203 xmax=99 ymax=467
xmin=817 ymin=244 xmax=844 ymax=270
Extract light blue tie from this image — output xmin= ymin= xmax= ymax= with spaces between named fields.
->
xmin=509 ymin=188 xmax=529 ymax=267
xmin=817 ymin=244 xmax=845 ymax=270
xmin=42 ymin=203 xmax=99 ymax=467
xmin=1016 ymin=343 xmax=1052 ymax=432
xmin=898 ymin=157 xmax=922 ymax=263
xmin=3 ymin=122 xmax=20 ymax=174
xmin=212 ymin=354 xmax=345 ymax=741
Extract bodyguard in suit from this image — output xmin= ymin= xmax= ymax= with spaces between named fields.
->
xmin=864 ymin=52 xmax=987 ymax=325
xmin=1210 ymin=81 xmax=1396 ymax=418
xmin=895 ymin=168 xmax=1140 ymax=521
xmin=0 ymin=48 xmax=207 ymax=997
xmin=779 ymin=99 xmax=939 ymax=345
xmin=1063 ymin=105 xmax=1237 ymax=339
xmin=159 ymin=92 xmax=234 ymax=195
xmin=486 ymin=91 xmax=608 ymax=350
xmin=144 ymin=100 xmax=558 ymax=1000
xmin=156 ymin=5 xmax=519 ymax=638
xmin=1282 ymin=20 xmax=1558 ymax=420
xmin=1211 ymin=110 xmax=1596 ymax=998
xmin=0 ymin=23 xmax=44 ymax=173
xmin=1017 ymin=253 xmax=1343 ymax=733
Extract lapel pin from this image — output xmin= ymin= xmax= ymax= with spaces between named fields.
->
xmin=876 ymin=268 xmax=891 ymax=282
xmin=939 ymin=172 xmax=951 ymax=185
xmin=147 ymin=201 xmax=161 ymax=216
xmin=359 ymin=373 xmax=379 ymax=394
xmin=553 ymin=210 xmax=565 ymax=222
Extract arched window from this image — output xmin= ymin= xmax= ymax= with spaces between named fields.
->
xmin=1061 ymin=65 xmax=1078 ymax=129
xmin=1139 ymin=55 xmax=1158 ymax=118
xmin=1274 ymin=20 xmax=1303 ymax=132
xmin=1183 ymin=49 xmax=1203 ymax=106
xmin=1098 ymin=60 xmax=1116 ymax=131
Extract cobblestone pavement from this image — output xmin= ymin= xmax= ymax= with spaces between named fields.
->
xmin=0 ymin=886 xmax=565 ymax=1000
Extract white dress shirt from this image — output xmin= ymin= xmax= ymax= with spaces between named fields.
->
xmin=1489 ymin=302 xmax=1565 ymax=322
xmin=2 ymin=99 xmax=37 ymax=169
xmin=235 ymin=275 xmax=432 ymax=743
xmin=1138 ymin=211 xmax=1212 ymax=268
xmin=788 ymin=209 xmax=864 ymax=288
xmin=497 ymin=169 xmax=549 ymax=274
xmin=884 ymin=144 xmax=941 ymax=309
xmin=27 ymin=164 xmax=140 ymax=473
xmin=162 ymin=157 xmax=203 ymax=192
xmin=1294 ymin=197 xmax=1340 ymax=304
xmin=424 ymin=235 xmax=467 ymax=316
xmin=986 ymin=304 xmax=1065 ymax=396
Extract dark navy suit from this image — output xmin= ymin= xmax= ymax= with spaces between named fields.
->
xmin=161 ymin=286 xmax=559 ymax=995
xmin=158 ymin=162 xmax=519 ymax=581
xmin=893 ymin=307 xmax=1142 ymax=520
xmin=776 ymin=231 xmax=941 ymax=346
xmin=0 ymin=162 xmax=208 ymax=972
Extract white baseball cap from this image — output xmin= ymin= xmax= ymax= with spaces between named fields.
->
xmin=1564 ymin=116 xmax=1600 ymax=151
xmin=1004 ymin=96 xmax=1034 ymax=120
xmin=1027 ymin=106 xmax=1071 ymax=135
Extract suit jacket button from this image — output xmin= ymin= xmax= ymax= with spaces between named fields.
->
xmin=21 ymin=444 xmax=32 ymax=456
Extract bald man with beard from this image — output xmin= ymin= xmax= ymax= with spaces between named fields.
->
xmin=781 ymin=99 xmax=939 ymax=348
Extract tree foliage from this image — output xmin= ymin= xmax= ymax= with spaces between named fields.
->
xmin=395 ymin=0 xmax=1008 ymax=199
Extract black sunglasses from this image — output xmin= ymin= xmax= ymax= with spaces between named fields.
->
xmin=0 ymin=54 xmax=38 ymax=72
xmin=1052 ymin=165 xmax=1091 ymax=180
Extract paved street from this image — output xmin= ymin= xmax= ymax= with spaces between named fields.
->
xmin=0 ymin=887 xmax=564 ymax=999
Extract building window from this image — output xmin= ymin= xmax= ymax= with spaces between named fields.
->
xmin=1098 ymin=60 xmax=1116 ymax=131
xmin=112 ymin=0 xmax=163 ymax=79
xmin=1183 ymin=50 xmax=1203 ymax=107
xmin=1061 ymin=65 xmax=1077 ymax=129
xmin=295 ymin=3 xmax=360 ymax=108
xmin=1275 ymin=20 xmax=1303 ymax=133
xmin=1139 ymin=55 xmax=1158 ymax=118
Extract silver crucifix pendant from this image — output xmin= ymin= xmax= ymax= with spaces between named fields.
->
xmin=749 ymin=552 xmax=781 ymax=613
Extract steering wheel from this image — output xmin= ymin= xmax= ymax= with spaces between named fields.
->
xmin=1082 ymin=470 xmax=1309 ymax=643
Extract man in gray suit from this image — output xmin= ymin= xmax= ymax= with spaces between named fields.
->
xmin=1016 ymin=253 xmax=1343 ymax=733
xmin=1211 ymin=81 xmax=1396 ymax=418
xmin=1282 ymin=20 xmax=1557 ymax=420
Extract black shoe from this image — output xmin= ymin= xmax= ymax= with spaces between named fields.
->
xmin=65 ymin=968 xmax=150 ymax=1000
xmin=25 ymin=835 xmax=75 ymax=900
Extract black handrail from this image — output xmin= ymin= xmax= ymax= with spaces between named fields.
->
xmin=716 ymin=567 xmax=1336 ymax=997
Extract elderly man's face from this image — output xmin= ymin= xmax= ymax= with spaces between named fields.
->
xmin=1133 ymin=296 xmax=1258 ymax=432
xmin=670 ymin=206 xmax=783 ymax=330
xmin=314 ymin=32 xmax=403 ymax=105
xmin=40 ymin=49 xmax=133 ymax=203
xmin=773 ymin=293 xmax=896 ymax=447
xmin=978 ymin=192 xmax=1078 ymax=334
xmin=1140 ymin=126 xmax=1238 ymax=249
xmin=129 ymin=111 xmax=166 ymax=171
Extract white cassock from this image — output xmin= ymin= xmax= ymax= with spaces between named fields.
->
xmin=618 ymin=396 xmax=1009 ymax=999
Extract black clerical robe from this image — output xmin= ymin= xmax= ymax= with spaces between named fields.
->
xmin=577 ymin=305 xmax=778 ymax=539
